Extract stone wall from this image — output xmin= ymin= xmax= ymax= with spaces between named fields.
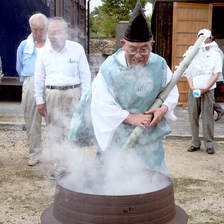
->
xmin=89 ymin=37 xmax=116 ymax=80
xmin=90 ymin=37 xmax=116 ymax=55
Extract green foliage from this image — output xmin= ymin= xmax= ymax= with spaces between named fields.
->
xmin=89 ymin=7 xmax=103 ymax=35
xmin=147 ymin=13 xmax=152 ymax=26
xmin=89 ymin=0 xmax=150 ymax=37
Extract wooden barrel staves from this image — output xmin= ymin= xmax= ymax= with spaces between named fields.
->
xmin=41 ymin=169 xmax=188 ymax=224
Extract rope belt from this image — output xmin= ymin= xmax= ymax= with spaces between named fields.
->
xmin=46 ymin=84 xmax=80 ymax=90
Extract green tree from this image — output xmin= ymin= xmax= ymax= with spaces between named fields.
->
xmin=90 ymin=0 xmax=148 ymax=37
xmin=90 ymin=7 xmax=103 ymax=35
xmin=147 ymin=13 xmax=152 ymax=26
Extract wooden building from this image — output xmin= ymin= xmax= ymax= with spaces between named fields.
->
xmin=148 ymin=0 xmax=224 ymax=105
xmin=0 ymin=0 xmax=87 ymax=100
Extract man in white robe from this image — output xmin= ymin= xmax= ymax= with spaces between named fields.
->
xmin=69 ymin=0 xmax=179 ymax=174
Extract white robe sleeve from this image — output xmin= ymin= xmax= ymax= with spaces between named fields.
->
xmin=163 ymin=67 xmax=179 ymax=121
xmin=91 ymin=71 xmax=129 ymax=151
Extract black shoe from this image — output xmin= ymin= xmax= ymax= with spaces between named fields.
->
xmin=215 ymin=112 xmax=224 ymax=121
xmin=214 ymin=103 xmax=224 ymax=121
xmin=206 ymin=148 xmax=215 ymax=154
xmin=187 ymin=146 xmax=200 ymax=152
xmin=49 ymin=171 xmax=66 ymax=180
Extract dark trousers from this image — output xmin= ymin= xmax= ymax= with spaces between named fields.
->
xmin=188 ymin=89 xmax=215 ymax=149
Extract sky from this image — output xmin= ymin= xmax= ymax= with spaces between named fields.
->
xmin=90 ymin=0 xmax=153 ymax=15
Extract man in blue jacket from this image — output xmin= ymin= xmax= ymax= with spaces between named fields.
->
xmin=16 ymin=13 xmax=49 ymax=166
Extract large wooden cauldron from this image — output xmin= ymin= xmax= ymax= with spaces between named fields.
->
xmin=41 ymin=169 xmax=188 ymax=224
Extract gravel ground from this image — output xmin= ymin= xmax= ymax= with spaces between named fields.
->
xmin=0 ymin=114 xmax=224 ymax=224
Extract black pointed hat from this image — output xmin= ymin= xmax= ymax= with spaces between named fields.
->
xmin=123 ymin=0 xmax=153 ymax=42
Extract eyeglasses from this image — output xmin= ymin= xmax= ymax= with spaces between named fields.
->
xmin=32 ymin=28 xmax=45 ymax=33
xmin=127 ymin=48 xmax=150 ymax=56
xmin=48 ymin=30 xmax=65 ymax=37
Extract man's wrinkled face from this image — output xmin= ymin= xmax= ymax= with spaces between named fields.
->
xmin=121 ymin=39 xmax=155 ymax=67
xmin=48 ymin=20 xmax=68 ymax=51
xmin=204 ymin=37 xmax=212 ymax=44
xmin=198 ymin=34 xmax=213 ymax=51
xmin=31 ymin=18 xmax=47 ymax=43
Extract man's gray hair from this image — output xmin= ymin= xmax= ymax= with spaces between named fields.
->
xmin=47 ymin=17 xmax=68 ymax=30
xmin=29 ymin=13 xmax=48 ymax=28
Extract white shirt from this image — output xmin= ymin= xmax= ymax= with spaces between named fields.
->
xmin=211 ymin=42 xmax=224 ymax=82
xmin=185 ymin=47 xmax=222 ymax=90
xmin=91 ymin=51 xmax=179 ymax=151
xmin=34 ymin=40 xmax=91 ymax=105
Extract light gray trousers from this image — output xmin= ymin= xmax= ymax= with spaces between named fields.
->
xmin=22 ymin=76 xmax=42 ymax=161
xmin=45 ymin=87 xmax=80 ymax=170
xmin=188 ymin=89 xmax=215 ymax=149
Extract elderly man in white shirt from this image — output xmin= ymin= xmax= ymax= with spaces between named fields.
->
xmin=34 ymin=17 xmax=91 ymax=179
xmin=185 ymin=29 xmax=222 ymax=155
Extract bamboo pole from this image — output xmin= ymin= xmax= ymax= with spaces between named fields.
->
xmin=121 ymin=34 xmax=207 ymax=151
